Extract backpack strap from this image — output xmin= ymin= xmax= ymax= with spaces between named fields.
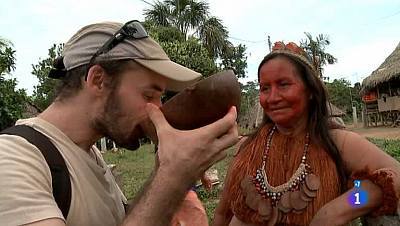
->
xmin=0 ymin=125 xmax=71 ymax=219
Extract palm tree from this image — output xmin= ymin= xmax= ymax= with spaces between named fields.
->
xmin=197 ymin=17 xmax=230 ymax=58
xmin=145 ymin=0 xmax=209 ymax=38
xmin=300 ymin=32 xmax=337 ymax=79
xmin=144 ymin=0 xmax=230 ymax=58
xmin=143 ymin=2 xmax=171 ymax=27
xmin=0 ymin=38 xmax=16 ymax=75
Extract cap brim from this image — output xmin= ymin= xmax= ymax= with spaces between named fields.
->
xmin=134 ymin=59 xmax=202 ymax=91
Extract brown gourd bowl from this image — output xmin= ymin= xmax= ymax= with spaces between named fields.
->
xmin=143 ymin=70 xmax=241 ymax=144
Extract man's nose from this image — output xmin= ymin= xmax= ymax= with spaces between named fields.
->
xmin=154 ymin=99 xmax=162 ymax=108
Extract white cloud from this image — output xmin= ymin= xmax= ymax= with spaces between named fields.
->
xmin=1 ymin=0 xmax=399 ymax=93
xmin=3 ymin=0 xmax=149 ymax=94
xmin=325 ymin=38 xmax=399 ymax=83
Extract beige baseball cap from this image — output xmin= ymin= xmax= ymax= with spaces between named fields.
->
xmin=63 ymin=21 xmax=201 ymax=91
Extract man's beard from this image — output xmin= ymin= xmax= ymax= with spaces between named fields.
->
xmin=92 ymin=91 xmax=143 ymax=150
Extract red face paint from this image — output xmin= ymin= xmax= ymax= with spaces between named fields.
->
xmin=259 ymin=57 xmax=310 ymax=128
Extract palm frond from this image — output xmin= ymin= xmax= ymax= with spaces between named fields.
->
xmin=197 ymin=16 xmax=229 ymax=58
xmin=144 ymin=1 xmax=172 ymax=27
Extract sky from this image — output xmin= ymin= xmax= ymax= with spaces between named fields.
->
xmin=1 ymin=0 xmax=399 ymax=95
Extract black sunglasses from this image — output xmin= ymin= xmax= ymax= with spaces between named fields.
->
xmin=85 ymin=20 xmax=149 ymax=80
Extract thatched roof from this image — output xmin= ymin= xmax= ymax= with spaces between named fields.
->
xmin=361 ymin=42 xmax=400 ymax=94
xmin=327 ymin=102 xmax=346 ymax=117
xmin=239 ymin=98 xmax=263 ymax=129
xmin=22 ymin=101 xmax=41 ymax=118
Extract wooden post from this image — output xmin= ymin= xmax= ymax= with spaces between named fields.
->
xmin=100 ymin=137 xmax=107 ymax=153
xmin=352 ymin=106 xmax=358 ymax=128
xmin=362 ymin=105 xmax=366 ymax=127
xmin=112 ymin=141 xmax=118 ymax=152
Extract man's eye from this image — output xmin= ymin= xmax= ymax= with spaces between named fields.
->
xmin=143 ymin=94 xmax=153 ymax=100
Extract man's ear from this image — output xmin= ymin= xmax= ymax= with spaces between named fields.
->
xmin=86 ymin=65 xmax=107 ymax=95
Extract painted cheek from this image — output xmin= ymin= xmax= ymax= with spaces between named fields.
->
xmin=259 ymin=93 xmax=269 ymax=111
xmin=290 ymin=103 xmax=303 ymax=116
xmin=287 ymin=93 xmax=308 ymax=118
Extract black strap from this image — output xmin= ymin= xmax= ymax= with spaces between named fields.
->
xmin=1 ymin=125 xmax=71 ymax=219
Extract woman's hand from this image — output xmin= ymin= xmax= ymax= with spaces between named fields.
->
xmin=201 ymin=174 xmax=213 ymax=192
xmin=310 ymin=179 xmax=383 ymax=226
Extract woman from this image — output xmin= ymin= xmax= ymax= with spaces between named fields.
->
xmin=212 ymin=41 xmax=400 ymax=226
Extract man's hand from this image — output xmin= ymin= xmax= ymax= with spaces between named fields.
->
xmin=123 ymin=104 xmax=238 ymax=226
xmin=146 ymin=103 xmax=239 ymax=184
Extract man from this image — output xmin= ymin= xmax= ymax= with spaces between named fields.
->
xmin=0 ymin=20 xmax=238 ymax=226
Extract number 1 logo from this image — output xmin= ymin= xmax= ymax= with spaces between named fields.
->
xmin=354 ymin=192 xmax=361 ymax=205
xmin=348 ymin=190 xmax=368 ymax=208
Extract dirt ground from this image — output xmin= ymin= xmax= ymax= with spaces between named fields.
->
xmin=348 ymin=124 xmax=400 ymax=139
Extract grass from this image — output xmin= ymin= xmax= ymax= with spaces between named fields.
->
xmin=103 ymin=138 xmax=400 ymax=222
xmin=367 ymin=138 xmax=400 ymax=161
xmin=103 ymin=144 xmax=156 ymax=199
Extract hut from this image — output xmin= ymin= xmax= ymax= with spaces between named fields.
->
xmin=22 ymin=101 xmax=41 ymax=118
xmin=327 ymin=102 xmax=346 ymax=117
xmin=327 ymin=102 xmax=346 ymax=127
xmin=360 ymin=42 xmax=400 ymax=127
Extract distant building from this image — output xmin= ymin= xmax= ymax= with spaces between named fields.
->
xmin=22 ymin=101 xmax=41 ymax=118
xmin=361 ymin=42 xmax=400 ymax=127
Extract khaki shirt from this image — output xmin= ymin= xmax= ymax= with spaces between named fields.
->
xmin=0 ymin=117 xmax=126 ymax=226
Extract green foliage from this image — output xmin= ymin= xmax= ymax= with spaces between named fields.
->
xmin=161 ymin=38 xmax=218 ymax=77
xmin=0 ymin=77 xmax=27 ymax=130
xmin=31 ymin=43 xmax=63 ymax=110
xmin=197 ymin=16 xmax=230 ymax=58
xmin=368 ymin=138 xmax=400 ymax=161
xmin=326 ymin=78 xmax=352 ymax=111
xmin=0 ymin=39 xmax=16 ymax=74
xmin=325 ymin=78 xmax=362 ymax=118
xmin=0 ymin=38 xmax=27 ymax=130
xmin=144 ymin=0 xmax=209 ymax=38
xmin=239 ymin=80 xmax=259 ymax=121
xmin=144 ymin=21 xmax=185 ymax=43
xmin=300 ymin=32 xmax=337 ymax=79
xmin=147 ymin=24 xmax=218 ymax=77
xmin=144 ymin=0 xmax=247 ymax=78
xmin=220 ymin=44 xmax=247 ymax=79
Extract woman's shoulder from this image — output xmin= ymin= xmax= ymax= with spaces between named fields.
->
xmin=328 ymin=128 xmax=376 ymax=159
xmin=329 ymin=128 xmax=364 ymax=146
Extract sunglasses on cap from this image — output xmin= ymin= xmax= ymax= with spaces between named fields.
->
xmin=85 ymin=20 xmax=149 ymax=80
xmin=49 ymin=20 xmax=149 ymax=80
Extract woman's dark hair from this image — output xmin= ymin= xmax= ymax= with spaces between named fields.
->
xmin=54 ymin=59 xmax=134 ymax=102
xmin=244 ymin=54 xmax=347 ymax=193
